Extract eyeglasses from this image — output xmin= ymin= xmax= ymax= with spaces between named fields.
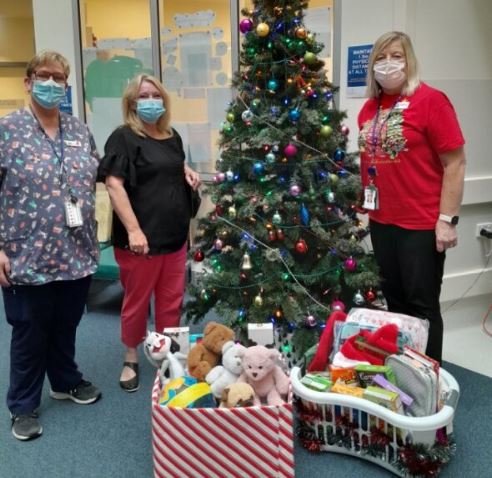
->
xmin=33 ymin=71 xmax=67 ymax=84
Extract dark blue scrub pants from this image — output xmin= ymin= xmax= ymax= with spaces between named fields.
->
xmin=370 ymin=221 xmax=446 ymax=364
xmin=2 ymin=276 xmax=91 ymax=415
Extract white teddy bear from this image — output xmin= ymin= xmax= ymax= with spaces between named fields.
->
xmin=206 ymin=341 xmax=245 ymax=399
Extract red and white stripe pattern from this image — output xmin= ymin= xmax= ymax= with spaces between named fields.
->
xmin=152 ymin=375 xmax=294 ymax=478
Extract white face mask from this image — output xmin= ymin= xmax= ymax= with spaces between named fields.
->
xmin=373 ymin=59 xmax=406 ymax=90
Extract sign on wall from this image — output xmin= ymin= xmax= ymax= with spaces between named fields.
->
xmin=347 ymin=44 xmax=372 ymax=98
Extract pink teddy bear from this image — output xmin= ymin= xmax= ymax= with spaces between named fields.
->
xmin=237 ymin=345 xmax=290 ymax=406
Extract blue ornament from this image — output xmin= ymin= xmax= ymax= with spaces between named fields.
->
xmin=300 ymin=204 xmax=310 ymax=226
xmin=325 ymin=90 xmax=333 ymax=100
xmin=253 ymin=161 xmax=265 ymax=175
xmin=270 ymin=106 xmax=281 ymax=117
xmin=274 ymin=21 xmax=285 ymax=32
xmin=334 ymin=148 xmax=346 ymax=162
xmin=267 ymin=79 xmax=279 ymax=91
xmin=288 ymin=108 xmax=301 ymax=122
xmin=282 ymin=97 xmax=292 ymax=106
xmin=338 ymin=169 xmax=348 ymax=178
xmin=233 ymin=173 xmax=241 ymax=183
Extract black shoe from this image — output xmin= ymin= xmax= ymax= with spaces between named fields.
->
xmin=119 ymin=362 xmax=139 ymax=392
xmin=50 ymin=380 xmax=101 ymax=404
xmin=11 ymin=412 xmax=43 ymax=441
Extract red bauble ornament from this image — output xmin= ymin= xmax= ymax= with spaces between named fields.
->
xmin=295 ymin=239 xmax=308 ymax=254
xmin=215 ymin=204 xmax=224 ymax=216
xmin=366 ymin=289 xmax=376 ymax=302
xmin=239 ymin=271 xmax=248 ymax=282
xmin=268 ymin=230 xmax=276 ymax=241
xmin=276 ymin=228 xmax=285 ymax=240
xmin=193 ymin=249 xmax=204 ymax=262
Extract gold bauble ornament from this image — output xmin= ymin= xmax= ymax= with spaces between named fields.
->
xmin=256 ymin=23 xmax=270 ymax=37
xmin=295 ymin=27 xmax=307 ymax=39
xmin=254 ymin=294 xmax=263 ymax=306
xmin=320 ymin=125 xmax=333 ymax=137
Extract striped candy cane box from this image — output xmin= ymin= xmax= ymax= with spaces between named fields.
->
xmin=151 ymin=374 xmax=294 ymax=478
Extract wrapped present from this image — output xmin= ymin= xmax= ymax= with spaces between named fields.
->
xmin=152 ymin=373 xmax=294 ymax=478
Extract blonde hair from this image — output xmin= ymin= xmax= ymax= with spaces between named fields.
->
xmin=365 ymin=31 xmax=420 ymax=98
xmin=26 ymin=50 xmax=70 ymax=78
xmin=122 ymin=74 xmax=171 ymax=136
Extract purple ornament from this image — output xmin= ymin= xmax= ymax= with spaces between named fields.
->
xmin=331 ymin=300 xmax=346 ymax=312
xmin=289 ymin=184 xmax=301 ymax=196
xmin=284 ymin=143 xmax=298 ymax=157
xmin=305 ymin=314 xmax=317 ymax=327
xmin=344 ymin=257 xmax=357 ymax=272
xmin=214 ymin=239 xmax=224 ymax=251
xmin=240 ymin=19 xmax=253 ymax=34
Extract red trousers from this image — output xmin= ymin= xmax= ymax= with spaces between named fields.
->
xmin=114 ymin=243 xmax=187 ymax=348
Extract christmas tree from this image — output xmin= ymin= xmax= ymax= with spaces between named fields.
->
xmin=185 ymin=0 xmax=380 ymax=355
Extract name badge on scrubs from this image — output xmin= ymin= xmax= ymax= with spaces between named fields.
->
xmin=363 ymin=185 xmax=379 ymax=210
xmin=65 ymin=139 xmax=82 ymax=148
xmin=65 ymin=198 xmax=83 ymax=227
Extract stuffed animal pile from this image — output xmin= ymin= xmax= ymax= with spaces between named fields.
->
xmin=144 ymin=321 xmax=291 ymax=409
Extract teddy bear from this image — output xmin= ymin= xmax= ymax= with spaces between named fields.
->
xmin=187 ymin=321 xmax=235 ymax=381
xmin=237 ymin=345 xmax=290 ymax=406
xmin=205 ymin=341 xmax=246 ymax=398
xmin=219 ymin=382 xmax=255 ymax=408
xmin=143 ymin=331 xmax=186 ymax=385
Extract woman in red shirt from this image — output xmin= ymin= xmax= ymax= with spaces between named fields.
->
xmin=358 ymin=31 xmax=466 ymax=363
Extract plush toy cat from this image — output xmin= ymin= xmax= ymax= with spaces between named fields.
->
xmin=143 ymin=331 xmax=186 ymax=385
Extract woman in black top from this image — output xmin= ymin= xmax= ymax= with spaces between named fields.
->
xmin=98 ymin=74 xmax=200 ymax=392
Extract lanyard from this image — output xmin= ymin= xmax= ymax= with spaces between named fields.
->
xmin=29 ymin=108 xmax=76 ymax=201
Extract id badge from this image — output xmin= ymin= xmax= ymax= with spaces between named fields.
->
xmin=64 ymin=200 xmax=83 ymax=227
xmin=363 ymin=185 xmax=379 ymax=210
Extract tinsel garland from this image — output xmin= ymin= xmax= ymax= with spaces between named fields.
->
xmin=296 ymin=399 xmax=455 ymax=477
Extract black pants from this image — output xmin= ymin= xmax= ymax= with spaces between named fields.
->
xmin=2 ymin=276 xmax=91 ymax=415
xmin=370 ymin=221 xmax=445 ymax=363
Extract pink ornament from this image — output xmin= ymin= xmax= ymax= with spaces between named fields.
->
xmin=284 ymin=143 xmax=298 ymax=157
xmin=214 ymin=239 xmax=224 ymax=251
xmin=217 ymin=172 xmax=226 ymax=182
xmin=341 ymin=125 xmax=350 ymax=136
xmin=344 ymin=257 xmax=357 ymax=272
xmin=239 ymin=19 xmax=253 ymax=34
xmin=289 ymin=184 xmax=301 ymax=196
xmin=331 ymin=300 xmax=346 ymax=312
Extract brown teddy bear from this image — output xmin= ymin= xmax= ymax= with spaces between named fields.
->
xmin=187 ymin=321 xmax=234 ymax=380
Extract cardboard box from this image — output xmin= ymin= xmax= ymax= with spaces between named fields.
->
xmin=163 ymin=326 xmax=190 ymax=356
xmin=151 ymin=373 xmax=295 ymax=478
xmin=248 ymin=322 xmax=274 ymax=346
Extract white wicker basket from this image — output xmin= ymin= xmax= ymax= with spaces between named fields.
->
xmin=291 ymin=366 xmax=460 ymax=477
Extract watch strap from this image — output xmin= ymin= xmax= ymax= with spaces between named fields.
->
xmin=439 ymin=213 xmax=459 ymax=225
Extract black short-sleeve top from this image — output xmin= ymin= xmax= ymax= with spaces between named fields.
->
xmin=98 ymin=125 xmax=191 ymax=255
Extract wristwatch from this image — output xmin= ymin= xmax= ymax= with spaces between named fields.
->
xmin=438 ymin=213 xmax=459 ymax=225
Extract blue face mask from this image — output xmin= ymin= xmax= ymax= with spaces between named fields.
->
xmin=136 ymin=98 xmax=166 ymax=124
xmin=31 ymin=79 xmax=66 ymax=109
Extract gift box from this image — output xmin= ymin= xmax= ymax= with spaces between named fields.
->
xmin=151 ymin=373 xmax=294 ymax=478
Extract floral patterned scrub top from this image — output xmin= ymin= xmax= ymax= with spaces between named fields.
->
xmin=0 ymin=108 xmax=100 ymax=285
